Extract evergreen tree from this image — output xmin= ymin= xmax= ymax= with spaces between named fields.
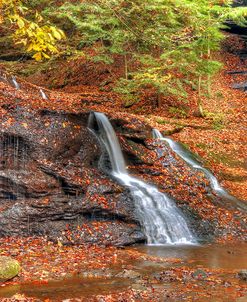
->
xmin=48 ymin=0 xmax=246 ymax=110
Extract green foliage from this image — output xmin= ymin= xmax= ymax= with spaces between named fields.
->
xmin=156 ymin=118 xmax=169 ymax=125
xmin=168 ymin=107 xmax=188 ymax=118
xmin=215 ymin=91 xmax=225 ymax=99
xmin=204 ymin=110 xmax=226 ymax=130
xmin=49 ymin=0 xmax=246 ymax=108
xmin=2 ymin=0 xmax=247 ymax=107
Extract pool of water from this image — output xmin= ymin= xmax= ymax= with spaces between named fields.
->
xmin=136 ymin=242 xmax=247 ymax=270
xmin=0 ymin=243 xmax=246 ymax=301
xmin=0 ymin=277 xmax=131 ymax=300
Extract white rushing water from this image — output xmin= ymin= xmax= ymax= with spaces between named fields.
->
xmin=152 ymin=129 xmax=247 ymax=211
xmin=11 ymin=76 xmax=20 ymax=90
xmin=92 ymin=112 xmax=195 ymax=245
xmin=39 ymin=89 xmax=49 ymax=100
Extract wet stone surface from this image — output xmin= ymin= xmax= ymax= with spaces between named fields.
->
xmin=0 ymin=92 xmax=246 ymax=245
xmin=0 ymin=106 xmax=144 ymax=246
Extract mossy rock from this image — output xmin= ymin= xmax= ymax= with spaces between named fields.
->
xmin=0 ymin=256 xmax=20 ymax=282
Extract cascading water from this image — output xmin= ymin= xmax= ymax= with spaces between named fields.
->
xmin=39 ymin=89 xmax=49 ymax=100
xmin=11 ymin=76 xmax=20 ymax=90
xmin=152 ymin=129 xmax=247 ymax=211
xmin=90 ymin=112 xmax=195 ymax=245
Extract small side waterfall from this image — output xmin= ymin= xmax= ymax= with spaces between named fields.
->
xmin=11 ymin=76 xmax=20 ymax=90
xmin=152 ymin=129 xmax=247 ymax=211
xmin=39 ymin=89 xmax=49 ymax=100
xmin=91 ymin=112 xmax=195 ymax=245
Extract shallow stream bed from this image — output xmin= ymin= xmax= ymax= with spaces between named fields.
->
xmin=0 ymin=243 xmax=246 ymax=301
xmin=136 ymin=242 xmax=247 ymax=270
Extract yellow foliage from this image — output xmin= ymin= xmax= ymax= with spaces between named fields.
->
xmin=134 ymin=72 xmax=171 ymax=83
xmin=0 ymin=0 xmax=65 ymax=61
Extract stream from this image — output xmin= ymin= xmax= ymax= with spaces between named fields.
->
xmin=0 ymin=243 xmax=246 ymax=301
xmin=136 ymin=243 xmax=247 ymax=270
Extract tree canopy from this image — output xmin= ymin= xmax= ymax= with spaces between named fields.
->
xmin=0 ymin=0 xmax=246 ymax=109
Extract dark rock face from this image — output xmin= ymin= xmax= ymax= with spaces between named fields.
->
xmin=0 ymin=102 xmax=245 ymax=245
xmin=0 ymin=107 xmax=144 ymax=245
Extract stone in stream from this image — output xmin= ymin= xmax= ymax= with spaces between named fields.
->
xmin=191 ymin=269 xmax=208 ymax=280
xmin=232 ymin=82 xmax=247 ymax=91
xmin=237 ymin=270 xmax=247 ymax=281
xmin=116 ymin=269 xmax=142 ymax=279
xmin=0 ymin=256 xmax=20 ymax=282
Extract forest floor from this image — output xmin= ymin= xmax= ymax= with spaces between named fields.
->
xmin=0 ymin=34 xmax=246 ymax=301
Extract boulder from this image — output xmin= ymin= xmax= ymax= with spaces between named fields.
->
xmin=191 ymin=269 xmax=208 ymax=280
xmin=237 ymin=270 xmax=247 ymax=281
xmin=0 ymin=256 xmax=20 ymax=282
xmin=116 ymin=269 xmax=141 ymax=279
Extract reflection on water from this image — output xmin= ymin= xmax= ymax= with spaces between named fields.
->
xmin=136 ymin=243 xmax=247 ymax=270
xmin=0 ymin=277 xmax=130 ymax=300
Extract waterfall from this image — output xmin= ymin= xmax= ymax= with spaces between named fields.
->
xmin=11 ymin=76 xmax=20 ymax=90
xmin=152 ymin=129 xmax=247 ymax=211
xmin=91 ymin=112 xmax=195 ymax=245
xmin=39 ymin=89 xmax=49 ymax=100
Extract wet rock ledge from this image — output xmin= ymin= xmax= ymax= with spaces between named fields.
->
xmin=0 ymin=101 xmax=246 ymax=245
xmin=0 ymin=106 xmax=144 ymax=246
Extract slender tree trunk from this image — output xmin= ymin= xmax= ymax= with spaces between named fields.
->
xmin=124 ymin=54 xmax=128 ymax=80
xmin=207 ymin=11 xmax=212 ymax=96
xmin=198 ymin=75 xmax=204 ymax=117
xmin=157 ymin=93 xmax=161 ymax=108
xmin=198 ymin=75 xmax=202 ymax=98
xmin=207 ymin=48 xmax=212 ymax=96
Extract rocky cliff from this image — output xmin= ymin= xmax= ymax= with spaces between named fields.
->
xmin=0 ymin=78 xmax=246 ymax=245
